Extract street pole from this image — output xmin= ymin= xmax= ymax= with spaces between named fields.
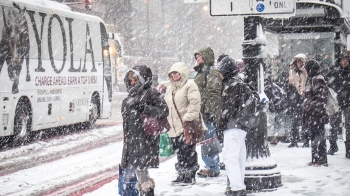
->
xmin=242 ymin=16 xmax=282 ymax=192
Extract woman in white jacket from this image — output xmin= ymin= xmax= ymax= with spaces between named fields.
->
xmin=164 ymin=62 xmax=206 ymax=186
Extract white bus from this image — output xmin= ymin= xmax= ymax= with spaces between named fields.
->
xmin=0 ymin=0 xmax=113 ymax=144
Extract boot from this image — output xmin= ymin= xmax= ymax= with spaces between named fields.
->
xmin=327 ymin=141 xmax=339 ymax=155
xmin=136 ymin=178 xmax=155 ymax=196
xmin=140 ymin=188 xmax=154 ymax=196
xmin=345 ymin=141 xmax=350 ymax=159
xmin=176 ymin=172 xmax=196 ymax=186
xmin=171 ymin=174 xmax=184 ymax=185
xmin=288 ymin=142 xmax=298 ymax=148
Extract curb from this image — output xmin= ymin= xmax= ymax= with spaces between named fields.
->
xmin=66 ymin=154 xmax=177 ymax=196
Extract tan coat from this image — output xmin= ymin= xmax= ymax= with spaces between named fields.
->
xmin=164 ymin=62 xmax=207 ymax=138
xmin=288 ymin=54 xmax=308 ymax=96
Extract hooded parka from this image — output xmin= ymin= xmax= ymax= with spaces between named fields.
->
xmin=193 ymin=46 xmax=222 ymax=123
xmin=164 ymin=62 xmax=206 ymax=138
xmin=121 ymin=65 xmax=169 ymax=170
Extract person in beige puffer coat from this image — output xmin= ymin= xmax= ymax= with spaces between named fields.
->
xmin=164 ymin=62 xmax=206 ymax=186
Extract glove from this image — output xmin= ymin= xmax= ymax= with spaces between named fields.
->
xmin=133 ymin=102 xmax=145 ymax=112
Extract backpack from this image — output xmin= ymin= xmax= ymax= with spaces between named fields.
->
xmin=264 ymin=81 xmax=289 ymax=113
xmin=325 ymin=86 xmax=339 ymax=116
xmin=236 ymin=79 xmax=261 ymax=129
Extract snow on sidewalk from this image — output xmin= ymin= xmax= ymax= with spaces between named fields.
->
xmin=84 ymin=142 xmax=350 ymax=196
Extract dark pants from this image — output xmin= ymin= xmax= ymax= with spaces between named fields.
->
xmin=343 ymin=107 xmax=350 ymax=142
xmin=290 ymin=113 xmax=302 ymax=144
xmin=329 ymin=112 xmax=342 ymax=143
xmin=310 ymin=125 xmax=327 ymax=165
xmin=171 ymin=134 xmax=199 ymax=174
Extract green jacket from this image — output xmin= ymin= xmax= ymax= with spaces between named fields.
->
xmin=194 ymin=46 xmax=222 ymax=123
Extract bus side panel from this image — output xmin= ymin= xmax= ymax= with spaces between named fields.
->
xmin=0 ymin=4 xmax=106 ymax=135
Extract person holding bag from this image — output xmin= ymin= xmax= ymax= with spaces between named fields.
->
xmin=164 ymin=62 xmax=206 ymax=186
xmin=121 ymin=65 xmax=169 ymax=196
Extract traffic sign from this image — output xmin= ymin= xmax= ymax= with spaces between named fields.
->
xmin=210 ymin=0 xmax=296 ymax=16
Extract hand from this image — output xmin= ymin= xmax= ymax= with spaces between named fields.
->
xmin=133 ymin=102 xmax=145 ymax=112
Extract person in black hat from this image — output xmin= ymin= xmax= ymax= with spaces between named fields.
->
xmin=217 ymin=56 xmax=248 ymax=196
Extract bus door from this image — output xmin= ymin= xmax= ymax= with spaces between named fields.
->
xmin=100 ymin=23 xmax=112 ymax=119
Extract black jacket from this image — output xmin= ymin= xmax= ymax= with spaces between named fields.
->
xmin=121 ymin=65 xmax=169 ymax=170
xmin=328 ymin=64 xmax=350 ymax=109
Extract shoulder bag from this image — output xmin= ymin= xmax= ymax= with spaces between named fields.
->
xmin=140 ymin=89 xmax=170 ymax=137
xmin=172 ymin=92 xmax=204 ymax=145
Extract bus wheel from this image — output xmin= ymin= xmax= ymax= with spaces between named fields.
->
xmin=13 ymin=101 xmax=32 ymax=145
xmin=88 ymin=97 xmax=99 ymax=128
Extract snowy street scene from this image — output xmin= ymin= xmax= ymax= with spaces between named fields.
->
xmin=1 ymin=0 xmax=350 ymax=196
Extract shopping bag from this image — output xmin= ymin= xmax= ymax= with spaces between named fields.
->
xmin=118 ymin=165 xmax=138 ymax=196
xmin=159 ymin=133 xmax=174 ymax=157
xmin=200 ymin=137 xmax=222 ymax=157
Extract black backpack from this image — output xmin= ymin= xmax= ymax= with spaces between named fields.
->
xmin=264 ymin=80 xmax=289 ymax=113
xmin=235 ymin=79 xmax=261 ymax=129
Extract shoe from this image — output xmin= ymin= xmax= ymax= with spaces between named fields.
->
xmin=225 ymin=189 xmax=247 ymax=196
xmin=171 ymin=174 xmax=184 ymax=185
xmin=288 ymin=143 xmax=298 ymax=148
xmin=302 ymin=143 xmax=309 ymax=148
xmin=307 ymin=162 xmax=314 ymax=166
xmin=327 ymin=142 xmax=339 ymax=155
xmin=197 ymin=169 xmax=220 ymax=178
xmin=176 ymin=175 xmax=196 ymax=186
xmin=220 ymin=162 xmax=226 ymax=170
xmin=269 ymin=140 xmax=278 ymax=145
xmin=313 ymin=163 xmax=328 ymax=167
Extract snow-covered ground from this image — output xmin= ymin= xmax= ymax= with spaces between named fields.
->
xmin=1 ymin=123 xmax=349 ymax=196
xmin=85 ymin=141 xmax=350 ymax=196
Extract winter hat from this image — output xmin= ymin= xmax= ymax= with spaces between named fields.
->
xmin=305 ymin=59 xmax=320 ymax=77
xmin=338 ymin=52 xmax=350 ymax=61
xmin=217 ymin=53 xmax=228 ymax=63
xmin=218 ymin=56 xmax=236 ymax=78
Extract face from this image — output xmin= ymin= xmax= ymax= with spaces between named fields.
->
xmin=196 ymin=54 xmax=204 ymax=65
xmin=340 ymin=58 xmax=349 ymax=68
xmin=296 ymin=59 xmax=304 ymax=68
xmin=170 ymin=71 xmax=181 ymax=82
xmin=128 ymin=72 xmax=139 ymax=85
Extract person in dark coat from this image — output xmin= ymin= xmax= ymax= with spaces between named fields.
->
xmin=303 ymin=60 xmax=329 ymax=167
xmin=328 ymin=52 xmax=350 ymax=158
xmin=121 ymin=65 xmax=169 ymax=196
xmin=217 ymin=56 xmax=248 ymax=196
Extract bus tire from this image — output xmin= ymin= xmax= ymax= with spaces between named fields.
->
xmin=88 ymin=95 xmax=99 ymax=128
xmin=13 ymin=100 xmax=32 ymax=146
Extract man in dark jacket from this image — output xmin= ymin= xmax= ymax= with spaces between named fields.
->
xmin=194 ymin=46 xmax=222 ymax=177
xmin=217 ymin=56 xmax=247 ymax=196
xmin=121 ymin=65 xmax=169 ymax=196
xmin=303 ymin=60 xmax=329 ymax=166
xmin=329 ymin=52 xmax=350 ymax=158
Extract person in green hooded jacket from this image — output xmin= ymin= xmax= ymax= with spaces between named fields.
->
xmin=194 ymin=46 xmax=222 ymax=177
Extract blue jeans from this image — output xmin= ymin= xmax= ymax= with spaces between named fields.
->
xmin=201 ymin=120 xmax=220 ymax=172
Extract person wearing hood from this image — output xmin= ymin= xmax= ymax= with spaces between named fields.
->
xmin=303 ymin=60 xmax=329 ymax=167
xmin=194 ymin=46 xmax=222 ymax=178
xmin=328 ymin=52 xmax=350 ymax=158
xmin=164 ymin=62 xmax=206 ymax=186
xmin=286 ymin=53 xmax=308 ymax=148
xmin=121 ymin=65 xmax=169 ymax=196
xmin=217 ymin=56 xmax=248 ymax=196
